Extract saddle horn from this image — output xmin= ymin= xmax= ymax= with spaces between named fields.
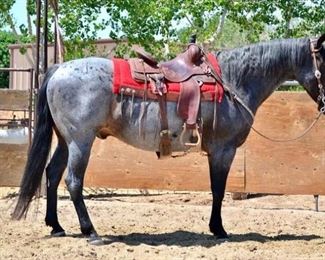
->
xmin=189 ymin=34 xmax=197 ymax=44
xmin=316 ymin=33 xmax=325 ymax=49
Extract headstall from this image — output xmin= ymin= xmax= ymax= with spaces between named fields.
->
xmin=310 ymin=38 xmax=325 ymax=113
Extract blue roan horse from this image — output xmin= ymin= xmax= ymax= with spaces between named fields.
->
xmin=13 ymin=34 xmax=325 ymax=244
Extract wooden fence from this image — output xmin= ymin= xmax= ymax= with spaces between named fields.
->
xmin=0 ymin=91 xmax=324 ymax=195
xmin=84 ymin=92 xmax=325 ymax=195
xmin=0 ymin=89 xmax=30 ymax=187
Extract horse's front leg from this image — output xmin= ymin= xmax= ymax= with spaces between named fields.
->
xmin=208 ymin=144 xmax=236 ymax=238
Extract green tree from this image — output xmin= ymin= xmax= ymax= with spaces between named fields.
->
xmin=1 ymin=0 xmax=325 ymax=61
xmin=226 ymin=0 xmax=325 ymax=40
xmin=0 ymin=31 xmax=16 ymax=88
xmin=60 ymin=0 xmax=325 ymax=57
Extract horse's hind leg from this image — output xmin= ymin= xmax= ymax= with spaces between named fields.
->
xmin=45 ymin=134 xmax=68 ymax=236
xmin=65 ymin=136 xmax=102 ymax=244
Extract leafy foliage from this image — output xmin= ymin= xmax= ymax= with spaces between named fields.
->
xmin=0 ymin=0 xmax=325 ymax=62
xmin=0 ymin=0 xmax=15 ymax=26
xmin=0 ymin=31 xmax=16 ymax=88
xmin=56 ymin=0 xmax=325 ymax=58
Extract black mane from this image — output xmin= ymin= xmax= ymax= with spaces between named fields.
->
xmin=217 ymin=37 xmax=312 ymax=110
xmin=218 ymin=38 xmax=310 ymax=89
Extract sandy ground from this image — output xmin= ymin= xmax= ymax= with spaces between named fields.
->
xmin=0 ymin=189 xmax=324 ymax=260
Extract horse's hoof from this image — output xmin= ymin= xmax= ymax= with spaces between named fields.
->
xmin=216 ymin=233 xmax=229 ymax=238
xmin=215 ymin=236 xmax=230 ymax=242
xmin=211 ymin=229 xmax=229 ymax=240
xmin=88 ymin=237 xmax=104 ymax=246
xmin=87 ymin=233 xmax=104 ymax=246
xmin=51 ymin=230 xmax=66 ymax=237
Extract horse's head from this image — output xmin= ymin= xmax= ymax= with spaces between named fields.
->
xmin=301 ymin=34 xmax=325 ymax=113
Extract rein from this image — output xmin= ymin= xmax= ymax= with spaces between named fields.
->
xmin=236 ymin=101 xmax=323 ymax=142
xmin=229 ymin=38 xmax=325 ymax=143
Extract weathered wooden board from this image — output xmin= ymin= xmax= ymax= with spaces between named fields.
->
xmin=0 ymin=89 xmax=29 ymax=110
xmin=0 ymin=89 xmax=30 ymax=187
xmin=245 ymin=92 xmax=325 ymax=194
xmin=0 ymin=144 xmax=28 ymax=187
xmin=83 ymin=92 xmax=324 ymax=194
xmin=84 ymin=139 xmax=245 ymax=192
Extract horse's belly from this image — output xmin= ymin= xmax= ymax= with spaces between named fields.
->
xmin=96 ymin=125 xmax=195 ymax=153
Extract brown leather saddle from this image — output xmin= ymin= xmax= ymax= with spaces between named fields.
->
xmin=128 ymin=44 xmax=219 ymax=156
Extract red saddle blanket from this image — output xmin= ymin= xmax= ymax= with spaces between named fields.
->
xmin=112 ymin=53 xmax=224 ymax=102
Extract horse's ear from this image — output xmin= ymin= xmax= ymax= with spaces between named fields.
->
xmin=316 ymin=33 xmax=325 ymax=49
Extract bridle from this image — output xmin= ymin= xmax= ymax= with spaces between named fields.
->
xmin=232 ymin=37 xmax=325 ymax=142
xmin=310 ymin=38 xmax=325 ymax=113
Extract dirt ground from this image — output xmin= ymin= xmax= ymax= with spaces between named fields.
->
xmin=0 ymin=188 xmax=324 ymax=260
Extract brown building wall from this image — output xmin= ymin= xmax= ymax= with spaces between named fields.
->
xmin=8 ymin=39 xmax=119 ymax=90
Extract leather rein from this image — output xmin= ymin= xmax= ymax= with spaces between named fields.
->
xmin=228 ymin=38 xmax=325 ymax=143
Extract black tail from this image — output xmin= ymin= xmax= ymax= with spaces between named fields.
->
xmin=12 ymin=65 xmax=60 ymax=220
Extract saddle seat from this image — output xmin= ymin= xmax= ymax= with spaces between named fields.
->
xmin=131 ymin=44 xmax=213 ymax=83
xmin=160 ymin=44 xmax=209 ymax=82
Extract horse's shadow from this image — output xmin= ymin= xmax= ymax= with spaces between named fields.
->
xmin=96 ymin=230 xmax=321 ymax=247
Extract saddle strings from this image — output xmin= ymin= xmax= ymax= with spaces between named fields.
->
xmin=138 ymin=60 xmax=148 ymax=138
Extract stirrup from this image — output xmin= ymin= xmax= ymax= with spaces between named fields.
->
xmin=180 ymin=123 xmax=201 ymax=147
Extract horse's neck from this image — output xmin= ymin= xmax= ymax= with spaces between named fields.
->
xmin=219 ymin=38 xmax=309 ymax=114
